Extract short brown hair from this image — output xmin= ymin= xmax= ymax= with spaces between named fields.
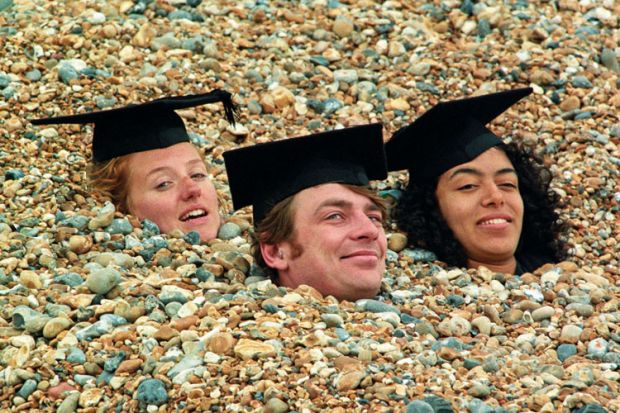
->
xmin=87 ymin=155 xmax=132 ymax=213
xmin=251 ymin=184 xmax=387 ymax=283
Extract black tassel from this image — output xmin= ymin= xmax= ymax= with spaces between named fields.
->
xmin=220 ymin=92 xmax=238 ymax=127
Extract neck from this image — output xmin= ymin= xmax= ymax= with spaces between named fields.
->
xmin=467 ymin=256 xmax=517 ymax=274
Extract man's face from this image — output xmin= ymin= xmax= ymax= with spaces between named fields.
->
xmin=266 ymin=183 xmax=387 ymax=301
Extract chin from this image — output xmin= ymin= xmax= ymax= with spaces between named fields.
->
xmin=199 ymin=228 xmax=219 ymax=242
xmin=490 ymin=246 xmax=518 ymax=258
xmin=350 ymin=284 xmax=381 ymax=300
xmin=354 ymin=273 xmax=382 ymax=292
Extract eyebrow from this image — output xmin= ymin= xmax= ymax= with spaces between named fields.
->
xmin=145 ymin=166 xmax=172 ymax=180
xmin=186 ymin=159 xmax=205 ymax=168
xmin=314 ymin=198 xmax=382 ymax=216
xmin=448 ymin=167 xmax=517 ymax=180
xmin=145 ymin=159 xmax=205 ymax=179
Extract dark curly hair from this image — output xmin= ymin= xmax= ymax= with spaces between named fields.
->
xmin=394 ymin=141 xmax=568 ymax=268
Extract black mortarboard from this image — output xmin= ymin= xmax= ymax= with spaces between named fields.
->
xmin=30 ymin=89 xmax=236 ymax=163
xmin=223 ymin=123 xmax=387 ymax=225
xmin=385 ymin=87 xmax=533 ymax=182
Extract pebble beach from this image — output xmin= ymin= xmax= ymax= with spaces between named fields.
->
xmin=1 ymin=0 xmax=619 ymax=412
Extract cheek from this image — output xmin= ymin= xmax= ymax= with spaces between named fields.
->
xmin=437 ymin=195 xmax=467 ymax=227
xmin=296 ymin=227 xmax=331 ymax=259
xmin=203 ymin=181 xmax=219 ymax=208
xmin=513 ymin=195 xmax=525 ymax=225
xmin=378 ymin=230 xmax=388 ymax=254
xmin=128 ymin=190 xmax=173 ymax=222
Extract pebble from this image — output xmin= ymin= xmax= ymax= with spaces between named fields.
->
xmin=79 ymin=388 xmax=104 ymax=408
xmin=321 ymin=313 xmax=344 ymax=328
xmin=587 ymin=338 xmax=608 ymax=359
xmin=572 ymin=76 xmax=593 ymax=88
xmin=423 ymin=396 xmax=454 ymax=412
xmin=167 ymin=355 xmax=203 ymax=378
xmin=1 ymin=1 xmax=618 ymax=411
xmin=560 ymin=95 xmax=581 ymax=112
xmin=264 ymin=398 xmax=289 ymax=413
xmin=19 ymin=270 xmax=42 ymax=289
xmin=48 ymin=382 xmax=77 ymax=400
xmin=86 ymin=268 xmax=121 ymax=294
xmin=16 ymin=379 xmax=37 ymax=399
xmin=388 ymin=233 xmax=408 ymax=252
xmin=136 ymin=379 xmax=168 ymax=406
xmin=600 ymin=48 xmax=619 ymax=72
xmin=557 ymin=343 xmax=578 ymax=362
xmin=42 ymin=317 xmax=72 ymax=339
xmin=567 ymin=303 xmax=594 ymax=317
xmin=437 ymin=315 xmax=471 ymax=337
xmin=469 ymin=382 xmax=492 ymax=397
xmin=561 ymin=324 xmax=583 ymax=343
xmin=10 ymin=335 xmax=35 ymax=350
xmin=531 ymin=305 xmax=555 ymax=321
xmin=67 ymin=348 xmax=86 ymax=364
xmin=106 ymin=218 xmax=134 ymax=235
xmin=207 ymin=332 xmax=235 ymax=354
xmin=471 ymin=316 xmax=492 ymax=335
xmin=234 ymin=339 xmax=277 ymax=360
xmin=217 ymin=222 xmax=241 ymax=240
xmin=57 ymin=392 xmax=80 ymax=413
xmin=356 ymin=299 xmax=400 ymax=314
xmin=58 ymin=64 xmax=79 ymax=84
xmin=333 ymin=69 xmax=358 ymax=84
xmin=332 ymin=16 xmax=354 ymax=37
xmin=406 ymin=400 xmax=435 ymax=413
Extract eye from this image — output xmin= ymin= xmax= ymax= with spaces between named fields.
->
xmin=368 ymin=213 xmax=383 ymax=224
xmin=191 ymin=172 xmax=207 ymax=181
xmin=499 ymin=182 xmax=518 ymax=189
xmin=326 ymin=212 xmax=344 ymax=221
xmin=457 ymin=184 xmax=477 ymax=191
xmin=155 ymin=180 xmax=172 ymax=190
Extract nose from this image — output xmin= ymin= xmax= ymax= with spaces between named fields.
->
xmin=181 ymin=176 xmax=201 ymax=201
xmin=481 ymin=183 xmax=504 ymax=207
xmin=350 ymin=212 xmax=381 ymax=240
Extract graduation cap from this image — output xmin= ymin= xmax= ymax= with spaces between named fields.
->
xmin=385 ymin=87 xmax=533 ymax=182
xmin=30 ymin=89 xmax=236 ymax=163
xmin=224 ymin=123 xmax=387 ymax=225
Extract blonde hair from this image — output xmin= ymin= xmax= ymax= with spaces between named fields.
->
xmin=87 ymin=155 xmax=132 ymax=213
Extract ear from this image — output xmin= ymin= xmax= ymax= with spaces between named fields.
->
xmin=260 ymin=243 xmax=289 ymax=271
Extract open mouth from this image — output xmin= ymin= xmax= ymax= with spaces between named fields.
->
xmin=180 ymin=209 xmax=208 ymax=222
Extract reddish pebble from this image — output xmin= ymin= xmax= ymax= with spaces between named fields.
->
xmin=116 ymin=358 xmax=143 ymax=374
xmin=48 ymin=382 xmax=77 ymax=400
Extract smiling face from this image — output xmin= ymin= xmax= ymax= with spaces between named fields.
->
xmin=261 ymin=183 xmax=387 ymax=301
xmin=125 ymin=142 xmax=220 ymax=241
xmin=435 ymin=147 xmax=524 ymax=272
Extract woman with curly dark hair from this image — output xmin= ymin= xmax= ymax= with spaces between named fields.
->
xmin=386 ymin=88 xmax=567 ymax=274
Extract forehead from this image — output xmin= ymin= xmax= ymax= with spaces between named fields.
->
xmin=441 ymin=147 xmax=514 ymax=178
xmin=128 ymin=142 xmax=202 ymax=168
xmin=291 ymin=183 xmax=374 ymax=214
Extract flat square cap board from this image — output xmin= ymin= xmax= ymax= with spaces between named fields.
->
xmin=223 ymin=123 xmax=387 ymax=225
xmin=30 ymin=89 xmax=236 ymax=162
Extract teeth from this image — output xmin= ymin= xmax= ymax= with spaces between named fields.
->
xmin=181 ymin=209 xmax=207 ymax=221
xmin=480 ymin=218 xmax=507 ymax=225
